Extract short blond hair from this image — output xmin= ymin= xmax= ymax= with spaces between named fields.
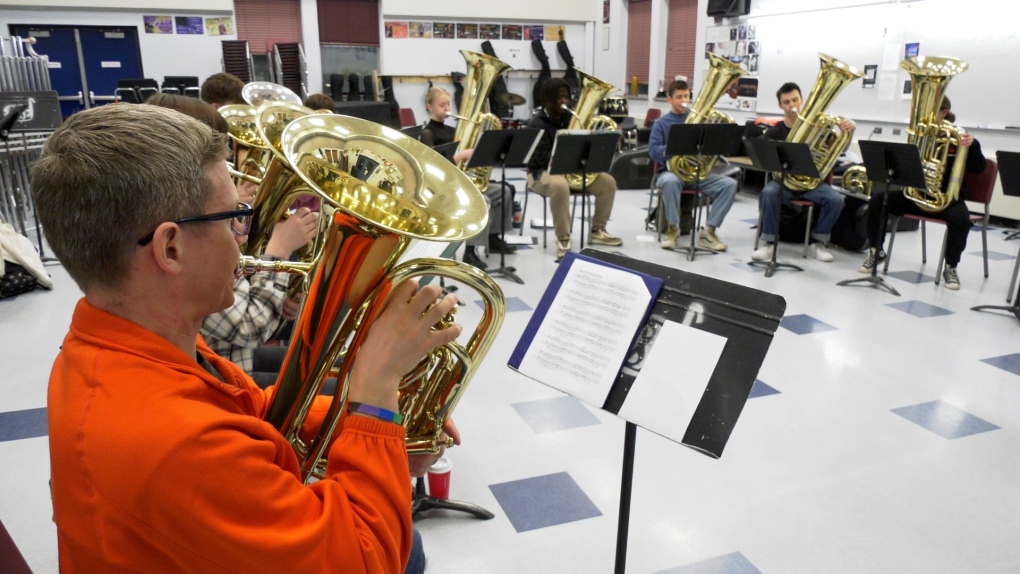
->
xmin=31 ymin=104 xmax=228 ymax=291
xmin=425 ymin=87 xmax=449 ymax=107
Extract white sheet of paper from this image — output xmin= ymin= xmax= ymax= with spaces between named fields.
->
xmin=617 ymin=321 xmax=727 ymax=444
xmin=878 ymin=74 xmax=897 ymax=102
xmin=517 ymin=258 xmax=652 ymax=408
xmin=881 ymin=43 xmax=900 ymax=71
xmin=397 ymin=239 xmax=451 ymax=266
xmin=635 ymin=234 xmax=656 ymax=242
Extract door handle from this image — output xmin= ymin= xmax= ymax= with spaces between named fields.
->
xmin=78 ymin=91 xmax=84 ymax=105
xmin=88 ymin=91 xmax=96 ymax=106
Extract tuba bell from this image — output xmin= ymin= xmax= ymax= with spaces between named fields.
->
xmin=241 ymin=81 xmax=303 ymax=107
xmin=219 ymin=104 xmax=273 ymax=187
xmin=562 ymin=70 xmax=619 ymax=190
xmin=239 ymin=114 xmax=505 ymax=483
xmin=668 ymin=54 xmax=746 ymax=183
xmin=449 ymin=50 xmax=511 ymax=192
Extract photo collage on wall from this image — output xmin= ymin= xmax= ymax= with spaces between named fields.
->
xmin=386 ymin=21 xmax=566 ymax=42
xmin=142 ymin=15 xmax=233 ymax=36
xmin=704 ymin=23 xmax=759 ymax=111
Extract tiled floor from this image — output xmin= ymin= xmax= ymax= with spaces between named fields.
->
xmin=5 ymin=171 xmax=1020 ymax=573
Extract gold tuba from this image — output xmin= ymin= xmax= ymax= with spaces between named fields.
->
xmin=239 ymin=114 xmax=505 ymax=482
xmin=901 ymin=56 xmax=969 ymax=212
xmin=775 ymin=53 xmax=862 ymax=192
xmin=449 ymin=50 xmax=511 ymax=192
xmin=241 ymin=81 xmax=303 ymax=107
xmin=563 ymin=70 xmax=619 ymax=190
xmin=668 ymin=54 xmax=746 ymax=183
xmin=219 ymin=104 xmax=273 ymax=187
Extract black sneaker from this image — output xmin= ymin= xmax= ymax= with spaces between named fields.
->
xmin=857 ymin=249 xmax=886 ymax=274
xmin=942 ymin=265 xmax=960 ymax=290
xmin=463 ymin=248 xmax=488 ymax=270
xmin=488 ymin=234 xmax=517 ymax=254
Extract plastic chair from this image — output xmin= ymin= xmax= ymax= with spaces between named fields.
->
xmin=643 ymin=108 xmax=662 ymax=128
xmin=398 ymin=108 xmax=417 ymax=128
xmin=883 ymin=159 xmax=998 ymax=282
xmin=519 ymin=181 xmax=591 ymax=250
xmin=751 ymin=172 xmax=834 ymax=258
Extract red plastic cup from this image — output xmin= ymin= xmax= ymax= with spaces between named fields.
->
xmin=427 ymin=457 xmax=452 ymax=499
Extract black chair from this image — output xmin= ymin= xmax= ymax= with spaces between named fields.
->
xmin=329 ymin=74 xmax=345 ymax=102
xmin=348 ymin=74 xmax=362 ymax=101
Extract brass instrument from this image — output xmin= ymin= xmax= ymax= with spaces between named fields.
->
xmin=668 ymin=54 xmax=746 ymax=183
xmin=842 ymin=56 xmax=969 ymax=211
xmin=219 ymin=104 xmax=273 ymax=186
xmin=775 ymin=53 xmax=862 ymax=191
xmin=562 ymin=70 xmax=619 ymax=190
xmin=239 ymin=114 xmax=505 ymax=482
xmin=451 ymin=50 xmax=511 ymax=192
xmin=241 ymin=81 xmax=303 ymax=107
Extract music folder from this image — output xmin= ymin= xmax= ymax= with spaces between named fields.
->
xmin=510 ymin=250 xmax=786 ymax=458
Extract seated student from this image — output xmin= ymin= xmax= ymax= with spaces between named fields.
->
xmin=647 ymin=79 xmax=738 ymax=251
xmin=201 ymin=71 xmax=245 ymax=109
xmin=526 ymin=78 xmax=623 ymax=261
xmin=304 ymin=93 xmax=335 ymax=112
xmin=32 ymin=104 xmax=451 ymax=573
xmin=421 ymin=86 xmax=515 ymax=270
xmin=857 ymin=96 xmax=985 ymax=290
xmin=751 ymin=82 xmax=849 ymax=263
xmin=147 ymin=92 xmax=318 ymax=374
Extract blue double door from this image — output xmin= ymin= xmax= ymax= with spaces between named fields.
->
xmin=9 ymin=25 xmax=143 ymax=118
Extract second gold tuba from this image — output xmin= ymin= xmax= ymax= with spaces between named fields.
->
xmin=449 ymin=50 xmax=511 ymax=192
xmin=668 ymin=54 xmax=746 ymax=183
xmin=219 ymin=104 xmax=273 ymax=187
xmin=563 ymin=70 xmax=619 ymax=190
xmin=240 ymin=114 xmax=505 ymax=483
xmin=775 ymin=53 xmax=863 ymax=192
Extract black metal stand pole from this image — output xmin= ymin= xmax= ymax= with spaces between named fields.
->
xmin=836 ymin=182 xmax=900 ymax=295
xmin=614 ymin=421 xmax=638 ymax=574
xmin=486 ymin=157 xmax=524 ymax=284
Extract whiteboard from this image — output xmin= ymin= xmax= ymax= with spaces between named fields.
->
xmin=724 ymin=0 xmax=1020 ymax=129
xmin=380 ymin=23 xmax=588 ymax=77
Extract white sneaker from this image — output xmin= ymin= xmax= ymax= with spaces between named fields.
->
xmin=751 ymin=244 xmax=774 ymax=261
xmin=556 ymin=236 xmax=571 ymax=261
xmin=809 ymin=243 xmax=834 ymax=262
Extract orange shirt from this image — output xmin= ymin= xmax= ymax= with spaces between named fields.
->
xmin=48 ymin=298 xmax=412 ymax=573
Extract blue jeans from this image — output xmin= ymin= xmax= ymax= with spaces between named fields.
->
xmin=405 ymin=528 xmax=425 ymax=574
xmin=758 ymin=180 xmax=845 ymax=243
xmin=656 ymin=171 xmax=737 ymax=229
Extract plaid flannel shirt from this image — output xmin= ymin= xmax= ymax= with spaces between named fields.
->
xmin=201 ymin=258 xmax=290 ymax=374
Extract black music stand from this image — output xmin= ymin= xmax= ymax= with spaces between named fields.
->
xmin=744 ymin=138 xmax=818 ymax=277
xmin=548 ymin=131 xmax=620 ymax=251
xmin=835 ymin=141 xmax=926 ymax=296
xmin=399 ymin=124 xmax=424 ymax=140
xmin=971 ymin=151 xmax=1020 ymax=322
xmin=466 ymin=128 xmax=542 ymax=284
xmin=665 ymin=123 xmax=745 ymax=261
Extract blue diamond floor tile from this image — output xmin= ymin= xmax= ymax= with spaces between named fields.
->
xmin=489 ymin=472 xmax=602 ymax=533
xmin=779 ymin=314 xmax=838 ymax=335
xmin=655 ymin=551 xmax=762 ymax=574
xmin=981 ymin=353 xmax=1020 ymax=377
xmin=886 ymin=270 xmax=936 ymax=284
xmin=748 ymin=379 xmax=780 ymax=398
xmin=891 ymin=400 xmax=1000 ymax=439
xmin=512 ymin=396 xmax=602 ymax=433
xmin=731 ymin=262 xmax=765 ymax=273
xmin=0 ymin=407 xmax=48 ymax=442
xmin=969 ymin=250 xmax=1015 ymax=261
xmin=477 ymin=296 xmax=532 ymax=313
xmin=742 ymin=218 xmax=759 ymax=225
xmin=886 ymin=300 xmax=955 ymax=318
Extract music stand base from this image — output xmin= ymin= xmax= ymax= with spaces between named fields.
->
xmin=970 ymin=304 xmax=1020 ymax=323
xmin=1004 ymin=230 xmax=1020 ymax=241
xmin=411 ymin=477 xmax=494 ymax=520
xmin=836 ymin=275 xmax=901 ymax=296
xmin=488 ymin=265 xmax=524 ymax=285
xmin=677 ymin=245 xmax=718 ymax=261
xmin=748 ymin=260 xmax=803 ymax=278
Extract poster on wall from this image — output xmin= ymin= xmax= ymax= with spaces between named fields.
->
xmin=205 ymin=17 xmax=234 ymax=36
xmin=545 ymin=25 xmax=566 ymax=42
xmin=863 ymin=65 xmax=877 ymax=89
xmin=385 ymin=22 xmax=409 ymax=38
xmin=409 ymin=21 xmax=432 ymax=38
xmin=478 ymin=24 xmax=499 ymax=40
xmin=714 ymin=77 xmax=758 ymax=111
xmin=457 ymin=23 xmax=479 ymax=39
xmin=904 ymin=42 xmax=920 ymax=59
xmin=524 ymin=25 xmax=544 ymax=41
xmin=705 ymin=26 xmax=760 ymax=76
xmin=603 ymin=0 xmax=611 ymax=24
xmin=175 ymin=17 xmax=204 ymax=35
xmin=502 ymin=25 xmax=523 ymax=41
xmin=433 ymin=22 xmax=455 ymax=39
xmin=143 ymin=16 xmax=173 ymax=34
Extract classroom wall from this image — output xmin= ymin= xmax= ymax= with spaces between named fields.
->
xmin=0 ymin=0 xmax=232 ymax=11
xmin=1 ymin=7 xmax=235 ymax=89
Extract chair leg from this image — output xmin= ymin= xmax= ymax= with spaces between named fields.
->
xmin=569 ymin=194 xmax=576 ymax=234
xmin=982 ymin=214 xmax=989 ymax=278
xmin=754 ymin=209 xmax=762 ymax=250
xmin=803 ymin=205 xmax=813 ymax=258
xmin=519 ymin=188 xmax=529 ymax=237
xmin=884 ymin=217 xmax=899 ymax=274
xmin=935 ymin=227 xmax=948 ymax=285
xmin=542 ymin=196 xmax=548 ymax=249
xmin=1008 ymin=240 xmax=1020 ymax=303
xmin=921 ymin=221 xmax=927 ymax=264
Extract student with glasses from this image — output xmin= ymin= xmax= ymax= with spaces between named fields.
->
xmin=31 ymin=104 xmax=448 ymax=573
xmin=148 ymin=93 xmax=320 ymax=374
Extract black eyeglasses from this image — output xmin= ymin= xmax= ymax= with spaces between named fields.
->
xmin=137 ymin=202 xmax=254 ymax=246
